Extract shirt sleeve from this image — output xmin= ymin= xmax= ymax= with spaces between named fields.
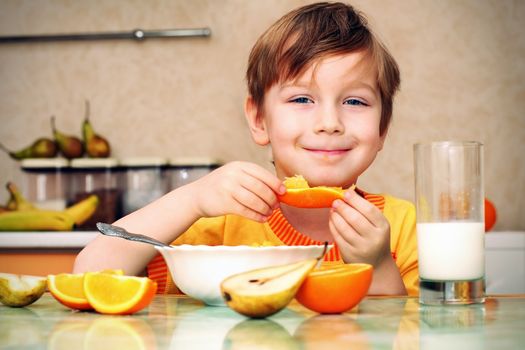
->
xmin=384 ymin=196 xmax=419 ymax=296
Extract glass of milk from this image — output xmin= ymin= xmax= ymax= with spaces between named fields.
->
xmin=414 ymin=141 xmax=485 ymax=305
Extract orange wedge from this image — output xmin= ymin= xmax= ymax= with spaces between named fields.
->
xmin=278 ymin=175 xmax=353 ymax=208
xmin=83 ymin=273 xmax=157 ymax=315
xmin=295 ymin=263 xmax=373 ymax=314
xmin=48 ymin=273 xmax=92 ymax=310
xmin=47 ymin=269 xmax=123 ymax=310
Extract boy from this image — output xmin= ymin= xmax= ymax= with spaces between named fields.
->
xmin=75 ymin=2 xmax=418 ymax=296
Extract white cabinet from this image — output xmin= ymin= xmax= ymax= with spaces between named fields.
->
xmin=485 ymin=231 xmax=525 ymax=294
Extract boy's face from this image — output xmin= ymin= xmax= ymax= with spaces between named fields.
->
xmin=246 ymin=51 xmax=385 ymax=188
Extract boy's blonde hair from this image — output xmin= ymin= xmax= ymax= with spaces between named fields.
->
xmin=246 ymin=2 xmax=400 ymax=135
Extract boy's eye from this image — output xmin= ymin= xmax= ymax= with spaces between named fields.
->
xmin=290 ymin=97 xmax=313 ymax=104
xmin=344 ymin=99 xmax=367 ymax=106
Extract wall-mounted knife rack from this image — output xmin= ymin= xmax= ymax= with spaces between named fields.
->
xmin=0 ymin=28 xmax=211 ymax=44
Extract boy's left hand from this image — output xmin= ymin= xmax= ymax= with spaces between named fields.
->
xmin=328 ymin=190 xmax=391 ymax=267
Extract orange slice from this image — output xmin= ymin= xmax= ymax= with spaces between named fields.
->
xmin=83 ymin=273 xmax=157 ymax=315
xmin=47 ymin=269 xmax=123 ymax=310
xmin=278 ymin=175 xmax=353 ymax=208
xmin=295 ymin=263 xmax=373 ymax=314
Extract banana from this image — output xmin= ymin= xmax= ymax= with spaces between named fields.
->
xmin=5 ymin=182 xmax=37 ymax=211
xmin=0 ymin=210 xmax=75 ymax=231
xmin=0 ymin=182 xmax=99 ymax=231
xmin=64 ymin=195 xmax=99 ymax=226
xmin=5 ymin=197 xmax=17 ymax=211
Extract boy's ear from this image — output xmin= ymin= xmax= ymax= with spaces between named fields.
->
xmin=244 ymin=96 xmax=270 ymax=146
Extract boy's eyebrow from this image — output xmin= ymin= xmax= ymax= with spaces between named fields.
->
xmin=280 ymin=79 xmax=378 ymax=95
xmin=346 ymin=81 xmax=379 ymax=95
xmin=280 ymin=80 xmax=312 ymax=89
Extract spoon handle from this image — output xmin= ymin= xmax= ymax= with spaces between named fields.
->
xmin=96 ymin=222 xmax=171 ymax=248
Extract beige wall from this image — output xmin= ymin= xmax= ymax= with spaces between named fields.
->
xmin=0 ymin=0 xmax=523 ymax=230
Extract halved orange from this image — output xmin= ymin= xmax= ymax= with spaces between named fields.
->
xmin=295 ymin=263 xmax=373 ymax=314
xmin=278 ymin=175 xmax=353 ymax=208
xmin=47 ymin=269 xmax=123 ymax=310
xmin=83 ymin=273 xmax=157 ymax=315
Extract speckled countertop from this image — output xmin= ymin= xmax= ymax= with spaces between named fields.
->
xmin=1 ymin=294 xmax=524 ymax=349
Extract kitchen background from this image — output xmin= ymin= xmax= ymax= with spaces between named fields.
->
xmin=0 ymin=0 xmax=523 ymax=230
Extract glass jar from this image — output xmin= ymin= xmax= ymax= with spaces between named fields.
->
xmin=120 ymin=157 xmax=168 ymax=215
xmin=168 ymin=157 xmax=221 ymax=190
xmin=20 ymin=158 xmax=69 ymax=211
xmin=69 ymin=158 xmax=121 ymax=230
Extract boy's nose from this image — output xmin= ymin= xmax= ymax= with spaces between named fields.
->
xmin=314 ymin=107 xmax=345 ymax=134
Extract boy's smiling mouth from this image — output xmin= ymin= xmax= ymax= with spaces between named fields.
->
xmin=303 ymin=147 xmax=351 ymax=156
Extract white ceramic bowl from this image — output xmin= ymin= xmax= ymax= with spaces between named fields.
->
xmin=155 ymin=244 xmax=331 ymax=306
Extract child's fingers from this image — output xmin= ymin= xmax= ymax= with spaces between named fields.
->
xmin=233 ymin=204 xmax=269 ymax=223
xmin=238 ymin=172 xmax=281 ymax=210
xmin=329 ymin=217 xmax=365 ymax=264
xmin=331 ymin=199 xmax=373 ymax=236
xmin=342 ymin=190 xmax=385 ymax=228
xmin=232 ymin=186 xmax=275 ymax=217
xmin=228 ymin=193 xmax=270 ymax=222
xmin=328 ymin=210 xmax=361 ymax=246
xmin=241 ymin=163 xmax=286 ymax=195
xmin=329 ymin=225 xmax=352 ymax=253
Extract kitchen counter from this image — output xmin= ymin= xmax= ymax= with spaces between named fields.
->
xmin=0 ymin=232 xmax=98 ymax=276
xmin=1 ymin=294 xmax=524 ymax=349
xmin=0 ymin=231 xmax=98 ymax=248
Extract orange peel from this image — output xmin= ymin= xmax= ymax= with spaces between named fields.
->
xmin=278 ymin=175 xmax=355 ymax=208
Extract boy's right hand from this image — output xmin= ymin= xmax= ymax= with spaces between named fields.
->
xmin=189 ymin=161 xmax=285 ymax=222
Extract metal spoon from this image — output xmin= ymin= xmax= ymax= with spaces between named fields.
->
xmin=96 ymin=222 xmax=172 ymax=249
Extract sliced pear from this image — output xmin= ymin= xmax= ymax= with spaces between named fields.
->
xmin=220 ymin=259 xmax=319 ymax=318
xmin=0 ymin=273 xmax=47 ymax=307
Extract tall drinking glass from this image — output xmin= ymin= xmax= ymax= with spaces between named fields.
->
xmin=414 ymin=141 xmax=485 ymax=305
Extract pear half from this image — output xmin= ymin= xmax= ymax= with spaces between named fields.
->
xmin=0 ymin=273 xmax=47 ymax=307
xmin=220 ymin=259 xmax=318 ymax=318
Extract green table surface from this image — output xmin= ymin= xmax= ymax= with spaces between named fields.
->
xmin=1 ymin=294 xmax=524 ymax=349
